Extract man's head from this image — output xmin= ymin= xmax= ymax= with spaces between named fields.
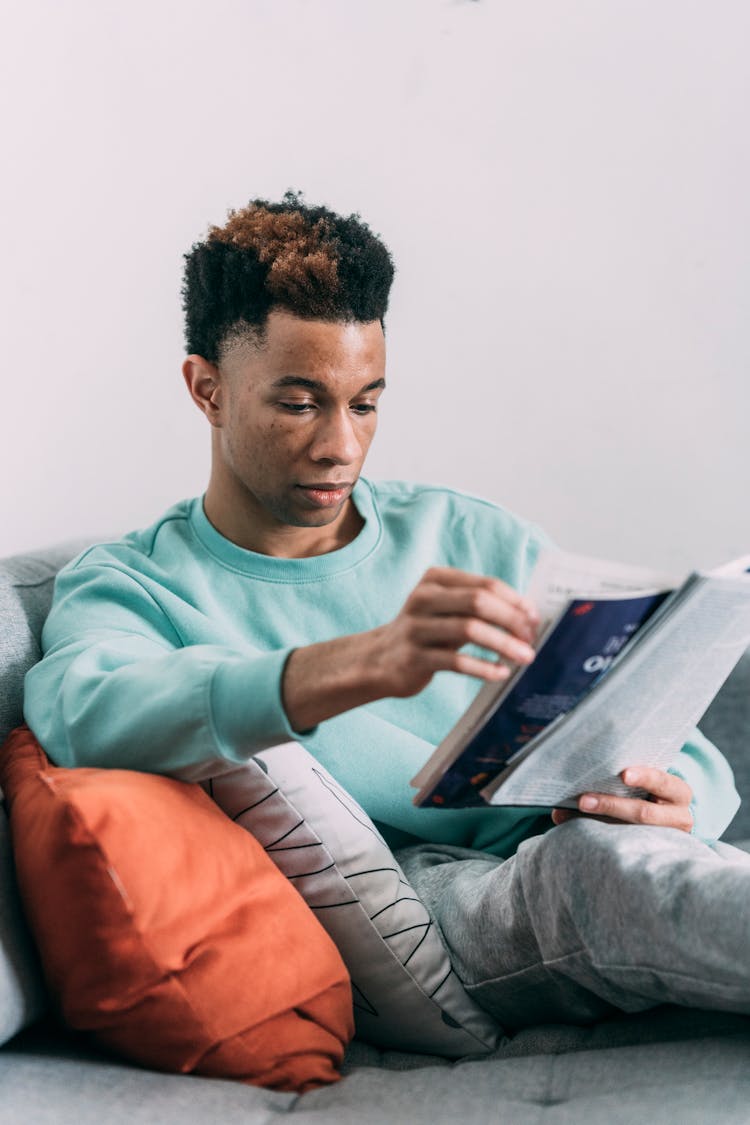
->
xmin=182 ymin=191 xmax=394 ymax=363
xmin=181 ymin=194 xmax=395 ymax=557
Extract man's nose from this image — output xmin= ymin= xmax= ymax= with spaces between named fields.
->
xmin=309 ymin=408 xmax=360 ymax=464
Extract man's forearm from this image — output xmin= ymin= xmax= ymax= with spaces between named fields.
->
xmin=281 ymin=627 xmax=391 ymax=732
xmin=281 ymin=566 xmax=539 ymax=733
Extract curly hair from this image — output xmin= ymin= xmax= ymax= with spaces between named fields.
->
xmin=182 ymin=191 xmax=395 ymax=362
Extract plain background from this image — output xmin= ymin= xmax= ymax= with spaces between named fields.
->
xmin=2 ymin=0 xmax=748 ymax=571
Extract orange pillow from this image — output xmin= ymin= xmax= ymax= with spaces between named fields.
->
xmin=0 ymin=726 xmax=353 ymax=1092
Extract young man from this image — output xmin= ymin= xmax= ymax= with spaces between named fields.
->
xmin=24 ymin=194 xmax=748 ymax=1028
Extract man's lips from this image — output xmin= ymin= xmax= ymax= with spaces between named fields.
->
xmin=295 ymin=483 xmax=352 ymax=508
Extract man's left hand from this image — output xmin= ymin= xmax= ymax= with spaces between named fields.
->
xmin=551 ymin=767 xmax=694 ymax=833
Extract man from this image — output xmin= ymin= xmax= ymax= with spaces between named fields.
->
xmin=24 ymin=194 xmax=748 ymax=1028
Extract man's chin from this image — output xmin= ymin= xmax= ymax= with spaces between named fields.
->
xmin=275 ymin=498 xmax=349 ymax=529
xmin=288 ymin=510 xmax=343 ymax=528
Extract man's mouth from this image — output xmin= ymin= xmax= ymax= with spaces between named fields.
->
xmin=296 ymin=483 xmax=352 ymax=508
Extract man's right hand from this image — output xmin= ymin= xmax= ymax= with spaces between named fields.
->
xmin=369 ymin=566 xmax=539 ymax=698
xmin=282 ymin=566 xmax=539 ymax=733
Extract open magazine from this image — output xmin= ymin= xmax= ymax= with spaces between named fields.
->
xmin=411 ymin=550 xmax=750 ymax=810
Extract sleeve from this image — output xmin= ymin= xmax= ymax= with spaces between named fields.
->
xmin=668 ymin=728 xmax=741 ymax=843
xmin=22 ymin=562 xmax=302 ymax=782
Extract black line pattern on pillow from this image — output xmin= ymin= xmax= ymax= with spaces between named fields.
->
xmin=351 ymin=983 xmax=378 ymax=1016
xmin=205 ymin=743 xmax=503 ymax=1056
xmin=311 ymin=767 xmax=386 ymax=840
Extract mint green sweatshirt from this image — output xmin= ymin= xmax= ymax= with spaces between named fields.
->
xmin=23 ymin=478 xmax=739 ymax=852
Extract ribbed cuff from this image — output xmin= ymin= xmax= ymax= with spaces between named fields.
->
xmin=209 ymin=649 xmax=301 ymax=763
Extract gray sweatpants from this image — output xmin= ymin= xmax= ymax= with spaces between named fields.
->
xmin=396 ymin=818 xmax=750 ymax=1029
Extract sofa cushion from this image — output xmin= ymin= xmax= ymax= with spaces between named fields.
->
xmin=3 ymin=1008 xmax=750 ymax=1124
xmin=0 ymin=539 xmax=104 ymax=1045
xmin=699 ymin=649 xmax=750 ymax=842
xmin=207 ymin=742 xmax=503 ymax=1057
xmin=0 ymin=803 xmax=47 ymax=1045
xmin=0 ymin=726 xmax=354 ymax=1092
xmin=0 ymin=539 xmax=95 ymax=748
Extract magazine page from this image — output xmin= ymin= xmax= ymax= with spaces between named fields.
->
xmin=524 ymin=550 xmax=676 ymax=618
xmin=481 ymin=573 xmax=750 ymax=808
xmin=407 ymin=640 xmax=546 ymax=793
xmin=412 ymin=588 xmax=670 ymax=808
xmin=411 ymin=549 xmax=675 ymax=804
xmin=710 ymin=554 xmax=750 ymax=578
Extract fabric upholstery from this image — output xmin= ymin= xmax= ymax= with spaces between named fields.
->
xmin=0 ymin=539 xmax=94 ymax=748
xmin=0 ymin=540 xmax=97 ymax=1044
xmin=2 ymin=1010 xmax=750 ymax=1123
xmin=699 ymin=649 xmax=750 ymax=841
xmin=0 ymin=805 xmax=47 ymax=1045
xmin=0 ymin=726 xmax=353 ymax=1092
xmin=207 ymin=743 xmax=502 ymax=1056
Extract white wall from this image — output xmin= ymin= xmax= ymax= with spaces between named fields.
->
xmin=2 ymin=0 xmax=748 ymax=571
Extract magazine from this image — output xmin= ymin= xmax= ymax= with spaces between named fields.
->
xmin=411 ymin=550 xmax=750 ymax=810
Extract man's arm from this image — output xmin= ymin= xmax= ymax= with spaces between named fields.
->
xmin=282 ymin=566 xmax=539 ymax=730
xmin=24 ymin=561 xmax=539 ymax=781
xmin=22 ymin=562 xmax=299 ymax=780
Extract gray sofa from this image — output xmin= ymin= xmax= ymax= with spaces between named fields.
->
xmin=1 ymin=539 xmax=749 ymax=1124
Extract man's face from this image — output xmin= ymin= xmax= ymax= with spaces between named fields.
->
xmin=211 ymin=310 xmax=386 ymax=542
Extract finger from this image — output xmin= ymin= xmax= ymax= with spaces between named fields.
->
xmin=412 ymin=615 xmax=536 ymax=665
xmin=421 ymin=648 xmax=514 ymax=683
xmin=409 ymin=584 xmax=539 ymax=643
xmin=554 ymin=809 xmax=636 ymax=827
xmin=620 ymin=766 xmax=693 ymax=806
xmin=577 ymin=792 xmax=693 ymax=832
xmin=551 ymin=808 xmax=576 ymax=825
xmin=420 ymin=568 xmax=540 ymax=622
xmin=552 ymin=808 xmax=623 ymax=827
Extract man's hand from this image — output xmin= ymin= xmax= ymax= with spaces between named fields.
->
xmin=282 ymin=566 xmax=539 ymax=732
xmin=551 ymin=767 xmax=694 ymax=833
xmin=369 ymin=567 xmax=539 ymax=699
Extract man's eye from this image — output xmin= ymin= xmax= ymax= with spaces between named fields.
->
xmin=352 ymin=403 xmax=377 ymax=414
xmin=279 ymin=402 xmax=314 ymax=413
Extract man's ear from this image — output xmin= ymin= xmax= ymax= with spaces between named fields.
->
xmin=182 ymin=355 xmax=223 ymax=426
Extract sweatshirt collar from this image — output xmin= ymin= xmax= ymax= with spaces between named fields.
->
xmin=189 ymin=478 xmax=381 ymax=582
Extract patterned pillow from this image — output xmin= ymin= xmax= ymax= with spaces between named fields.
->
xmin=206 ymin=742 xmax=503 ymax=1057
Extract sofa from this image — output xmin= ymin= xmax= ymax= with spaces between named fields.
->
xmin=1 ymin=538 xmax=749 ymax=1124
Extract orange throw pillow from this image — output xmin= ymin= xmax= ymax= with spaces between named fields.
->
xmin=0 ymin=726 xmax=353 ymax=1092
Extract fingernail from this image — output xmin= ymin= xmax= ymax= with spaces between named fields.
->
xmin=515 ymin=643 xmax=535 ymax=663
xmin=623 ymin=769 xmax=638 ymax=785
xmin=579 ymin=796 xmax=598 ymax=811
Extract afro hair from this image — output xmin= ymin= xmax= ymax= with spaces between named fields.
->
xmin=182 ymin=191 xmax=395 ymax=362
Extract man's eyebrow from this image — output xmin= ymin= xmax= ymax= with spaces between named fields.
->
xmin=271 ymin=376 xmax=386 ymax=393
xmin=272 ymin=375 xmax=327 ymax=391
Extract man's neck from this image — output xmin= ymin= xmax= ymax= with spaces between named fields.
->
xmin=202 ymin=482 xmax=364 ymax=559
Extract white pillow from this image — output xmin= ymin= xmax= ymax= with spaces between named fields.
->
xmin=205 ymin=742 xmax=502 ymax=1057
